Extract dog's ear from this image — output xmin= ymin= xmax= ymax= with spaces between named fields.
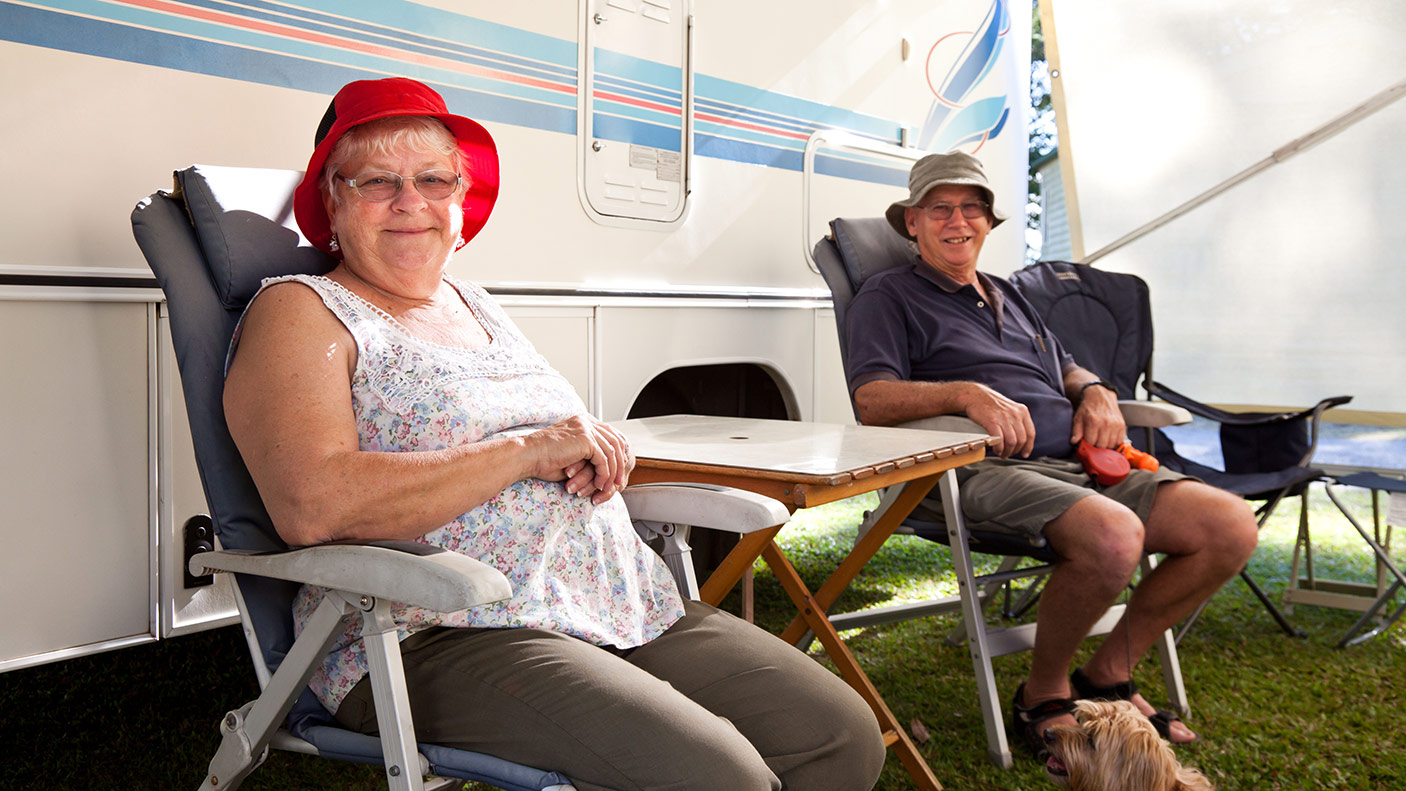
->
xmin=1173 ymin=765 xmax=1215 ymax=791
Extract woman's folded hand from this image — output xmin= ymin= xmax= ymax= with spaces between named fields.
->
xmin=524 ymin=415 xmax=635 ymax=504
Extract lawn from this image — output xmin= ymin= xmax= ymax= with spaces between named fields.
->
xmin=1 ymin=485 xmax=1401 ymax=790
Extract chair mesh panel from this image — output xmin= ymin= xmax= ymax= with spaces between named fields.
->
xmin=1009 ymin=260 xmax=1153 ymax=399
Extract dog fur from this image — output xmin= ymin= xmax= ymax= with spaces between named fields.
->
xmin=1043 ymin=700 xmax=1214 ymax=791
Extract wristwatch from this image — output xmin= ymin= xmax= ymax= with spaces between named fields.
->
xmin=1080 ymin=379 xmax=1117 ymax=397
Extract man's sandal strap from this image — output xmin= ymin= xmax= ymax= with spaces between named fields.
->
xmin=1070 ymin=667 xmax=1138 ymax=701
xmin=1147 ymin=709 xmax=1183 ymax=740
xmin=1010 ymin=683 xmax=1077 ymax=759
xmin=1072 ymin=668 xmax=1192 ymax=742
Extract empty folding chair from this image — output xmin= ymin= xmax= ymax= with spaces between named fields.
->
xmin=1009 ymin=259 xmax=1352 ymax=642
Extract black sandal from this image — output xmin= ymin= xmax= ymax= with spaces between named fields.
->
xmin=1070 ymin=667 xmax=1194 ymax=743
xmin=1010 ymin=683 xmax=1078 ymax=759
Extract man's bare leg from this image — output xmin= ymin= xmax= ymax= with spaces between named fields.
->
xmin=1078 ymin=481 xmax=1258 ymax=742
xmin=1017 ymin=495 xmax=1147 ymax=732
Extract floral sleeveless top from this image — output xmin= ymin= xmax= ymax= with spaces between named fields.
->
xmin=236 ymin=274 xmax=685 ymax=713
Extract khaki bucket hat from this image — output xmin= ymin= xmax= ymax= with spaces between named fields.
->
xmin=885 ymin=151 xmax=1007 ymax=240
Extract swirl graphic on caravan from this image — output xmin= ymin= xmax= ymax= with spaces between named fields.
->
xmin=917 ymin=0 xmax=1013 ymax=153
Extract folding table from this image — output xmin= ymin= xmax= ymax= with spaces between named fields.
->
xmin=1293 ymin=472 xmax=1406 ymax=647
xmin=616 ymin=415 xmax=995 ymax=791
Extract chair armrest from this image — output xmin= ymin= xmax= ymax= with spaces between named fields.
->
xmin=895 ymin=415 xmax=987 ymax=435
xmin=1118 ymin=400 xmax=1192 ymax=428
xmin=189 ymin=541 xmax=512 ymax=612
xmin=621 ymin=483 xmax=789 ymax=534
xmin=896 ymin=404 xmax=1190 ymax=433
xmin=1147 ymin=381 xmax=1352 ymax=426
xmin=1145 ymin=380 xmax=1246 ymax=423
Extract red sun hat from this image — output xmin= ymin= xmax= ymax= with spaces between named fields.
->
xmin=293 ymin=77 xmax=500 ymax=258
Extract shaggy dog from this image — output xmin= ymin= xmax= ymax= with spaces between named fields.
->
xmin=1043 ymin=700 xmax=1214 ymax=791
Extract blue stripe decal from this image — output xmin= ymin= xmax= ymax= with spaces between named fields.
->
xmin=593 ymin=47 xmax=683 ymax=93
xmin=938 ymin=0 xmax=1001 ymax=106
xmin=593 ymin=114 xmax=683 ymax=152
xmin=817 ymin=156 xmax=910 ymax=187
xmin=290 ymin=0 xmax=578 ymax=69
xmin=595 ymin=74 xmax=683 ymax=106
xmin=694 ymin=137 xmax=908 ymax=187
xmin=694 ymin=98 xmax=820 ymax=137
xmin=178 ymin=0 xmax=576 ymax=80
xmin=2 ymin=1 xmax=919 ymax=181
xmin=932 ymin=96 xmax=1008 ymax=153
xmin=12 ymin=0 xmax=581 ymax=105
xmin=917 ymin=0 xmax=1012 ymax=151
xmin=595 ymin=100 xmax=681 ymax=132
xmin=0 ymin=3 xmax=578 ymax=134
xmin=696 ymin=135 xmax=798 ymax=170
xmin=695 ymin=121 xmax=800 ymax=152
xmin=695 ymin=74 xmax=898 ymax=140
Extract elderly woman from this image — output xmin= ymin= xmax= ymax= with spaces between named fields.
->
xmin=222 ymin=77 xmax=884 ymax=791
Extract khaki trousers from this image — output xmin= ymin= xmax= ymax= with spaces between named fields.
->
xmin=334 ymin=600 xmax=886 ymax=791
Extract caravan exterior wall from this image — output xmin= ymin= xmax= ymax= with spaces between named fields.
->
xmin=0 ymin=0 xmax=1029 ymax=669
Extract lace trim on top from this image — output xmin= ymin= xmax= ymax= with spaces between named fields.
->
xmin=258 ymin=274 xmax=561 ymax=415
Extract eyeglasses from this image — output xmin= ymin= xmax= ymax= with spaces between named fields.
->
xmin=338 ymin=169 xmax=462 ymax=202
xmin=915 ymin=200 xmax=991 ymax=221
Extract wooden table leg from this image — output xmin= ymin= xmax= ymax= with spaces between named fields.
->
xmin=778 ymin=474 xmax=940 ymax=645
xmin=742 ymin=567 xmax=754 ymax=622
xmin=698 ymin=526 xmax=783 ymax=607
xmin=762 ymin=541 xmax=944 ymax=791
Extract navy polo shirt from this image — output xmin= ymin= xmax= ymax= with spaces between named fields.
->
xmin=846 ymin=259 xmax=1080 ymax=460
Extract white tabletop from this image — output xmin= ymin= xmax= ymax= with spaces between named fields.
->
xmin=615 ymin=415 xmax=991 ymax=483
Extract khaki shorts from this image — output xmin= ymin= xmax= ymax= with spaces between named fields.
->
xmin=918 ymin=456 xmax=1193 ymax=540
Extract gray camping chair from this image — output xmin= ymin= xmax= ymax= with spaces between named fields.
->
xmin=812 ymin=217 xmax=1190 ymax=768
xmin=132 ymin=164 xmax=789 ymax=791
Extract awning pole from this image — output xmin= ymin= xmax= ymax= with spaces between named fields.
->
xmin=1082 ymin=79 xmax=1406 ymax=265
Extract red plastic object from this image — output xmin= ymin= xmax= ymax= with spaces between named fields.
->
xmin=1077 ymin=441 xmax=1130 ymax=485
xmin=1119 ymin=442 xmax=1160 ymax=472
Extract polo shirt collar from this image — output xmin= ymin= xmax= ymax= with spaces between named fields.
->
xmin=909 ymin=257 xmax=1005 ymax=319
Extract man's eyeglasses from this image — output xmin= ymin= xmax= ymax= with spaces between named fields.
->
xmin=338 ymin=170 xmax=462 ymax=202
xmin=915 ymin=200 xmax=990 ymax=221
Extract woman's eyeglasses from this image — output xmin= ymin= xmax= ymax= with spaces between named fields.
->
xmin=915 ymin=201 xmax=990 ymax=221
xmin=338 ymin=170 xmax=462 ymax=202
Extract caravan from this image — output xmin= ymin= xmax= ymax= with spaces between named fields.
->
xmin=0 ymin=0 xmax=1030 ymax=670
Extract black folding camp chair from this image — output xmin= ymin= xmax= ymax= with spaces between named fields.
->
xmin=812 ymin=218 xmax=1188 ymax=768
xmin=1009 ymin=259 xmax=1352 ymax=642
xmin=132 ymin=164 xmax=788 ymax=791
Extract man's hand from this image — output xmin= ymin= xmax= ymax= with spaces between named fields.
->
xmin=963 ymin=382 xmax=1036 ymax=459
xmin=1070 ymin=383 xmax=1125 ymax=449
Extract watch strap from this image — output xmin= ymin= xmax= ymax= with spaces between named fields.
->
xmin=1080 ymin=379 xmax=1118 ymax=397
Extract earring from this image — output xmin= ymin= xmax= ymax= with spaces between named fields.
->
xmin=328 ymin=232 xmax=340 ymax=252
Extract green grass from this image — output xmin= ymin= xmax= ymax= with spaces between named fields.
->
xmin=2 ymin=486 xmax=1401 ymax=790
xmin=757 ymin=489 xmax=1406 ymax=791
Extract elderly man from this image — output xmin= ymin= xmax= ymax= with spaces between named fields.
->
xmin=844 ymin=152 xmax=1258 ymax=755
